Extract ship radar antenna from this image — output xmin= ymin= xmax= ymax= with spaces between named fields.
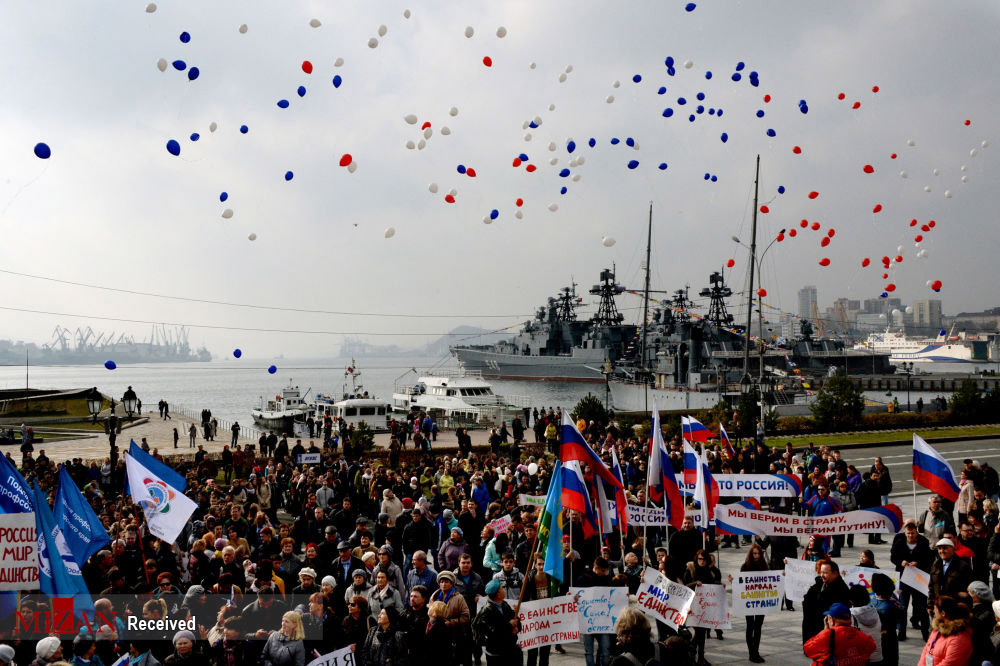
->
xmin=699 ymin=271 xmax=735 ymax=328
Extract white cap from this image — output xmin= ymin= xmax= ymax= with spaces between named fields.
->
xmin=936 ymin=538 xmax=955 ymax=548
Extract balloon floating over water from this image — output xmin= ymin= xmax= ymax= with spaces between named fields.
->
xmin=268 ymin=365 xmax=277 ymax=374
xmin=104 ymin=360 xmax=117 ymax=370
xmin=233 ymin=349 xmax=242 ymax=358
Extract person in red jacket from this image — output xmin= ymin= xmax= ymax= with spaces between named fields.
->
xmin=917 ymin=596 xmax=974 ymax=666
xmin=803 ymin=603 xmax=877 ymax=666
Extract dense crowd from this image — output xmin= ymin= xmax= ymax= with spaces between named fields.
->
xmin=3 ymin=407 xmax=1000 ymax=666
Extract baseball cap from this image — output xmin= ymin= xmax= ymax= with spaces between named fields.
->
xmin=485 ymin=579 xmax=502 ymax=596
xmin=936 ymin=538 xmax=955 ymax=548
xmin=824 ymin=603 xmax=851 ymax=620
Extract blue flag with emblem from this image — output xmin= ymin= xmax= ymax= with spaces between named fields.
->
xmin=0 ymin=452 xmax=33 ymax=514
xmin=31 ymin=481 xmax=94 ymax=615
xmin=54 ymin=465 xmax=110 ymax=565
xmin=124 ymin=439 xmax=186 ymax=496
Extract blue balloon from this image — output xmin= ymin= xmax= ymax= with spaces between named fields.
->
xmin=172 ymin=60 xmax=187 ymax=71
xmin=560 ymin=186 xmax=567 ymax=194
xmin=731 ymin=73 xmax=741 ymax=82
xmin=277 ymin=99 xmax=290 ymax=108
xmin=588 ymin=138 xmax=596 ymax=147
xmin=297 ymin=86 xmax=307 ymax=97
xmin=626 ymin=137 xmax=635 ymax=147
xmin=187 ymin=67 xmax=199 ymax=81
xmin=332 ymin=75 xmax=342 ymax=88
xmin=610 ymin=138 xmax=620 ymax=145
xmin=33 ymin=142 xmax=51 ymax=159
xmin=750 ymin=78 xmax=759 ymax=87
xmin=632 ymin=74 xmax=642 ymax=83
xmin=710 ymin=175 xmax=717 ymax=182
xmin=518 ymin=153 xmax=529 ymax=162
xmin=665 ymin=57 xmax=674 ymax=67
xmin=179 ymin=31 xmax=191 ymax=43
xmin=939 ymin=329 xmax=947 ymax=336
xmin=166 ymin=139 xmax=180 ymax=156
xmin=662 ymin=108 xmax=674 ymax=117
xmin=688 ymin=114 xmax=695 ymax=122
xmin=717 ymin=108 xmax=724 ymax=117
xmin=658 ymin=86 xmax=666 ymax=94
xmin=696 ymin=105 xmax=704 ymax=114
xmin=880 ymin=292 xmax=888 ymax=298
xmin=705 ymin=71 xmax=712 ymax=79
xmin=233 ymin=349 xmax=242 ymax=358
xmin=777 ymin=185 xmax=785 ymax=194
xmin=284 ymin=171 xmax=294 ymax=181
xmin=658 ymin=163 xmax=668 ymax=170
xmin=697 ymin=92 xmax=705 ymax=101
xmin=190 ymin=133 xmax=200 ymax=141
xmin=220 ymin=192 xmax=228 ymax=202
xmin=720 ymin=132 xmax=728 ymax=143
xmin=528 ymin=121 xmax=538 ymax=129
xmin=750 ymin=71 xmax=759 ymax=79
xmin=736 ymin=62 xmax=745 ymax=71
xmin=798 ymin=99 xmax=807 ymax=107
xmin=766 ymin=128 xmax=776 ymax=137
xmin=567 ymin=141 xmax=576 ymax=153
xmin=667 ymin=67 xmax=675 ymax=76
xmin=677 ymin=97 xmax=687 ymax=105
xmin=104 ymin=360 xmax=116 ymax=370
xmin=685 ymin=2 xmax=696 ymax=11
xmin=559 ymin=168 xmax=570 ymax=177
xmin=756 ymin=109 xmax=764 ymax=118
xmin=268 ymin=365 xmax=277 ymax=374
xmin=704 ymin=173 xmax=710 ymax=180
xmin=708 ymin=108 xmax=715 ymax=115
xmin=490 ymin=209 xmax=499 ymax=219
xmin=627 ymin=160 xmax=639 ymax=169
xmin=240 ymin=125 xmax=249 ymax=134
xmin=457 ymin=164 xmax=467 ymax=174
xmin=799 ymin=104 xmax=809 ymax=114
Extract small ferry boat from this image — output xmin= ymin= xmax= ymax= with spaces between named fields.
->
xmin=305 ymin=362 xmax=392 ymax=432
xmin=392 ymin=372 xmax=530 ymax=427
xmin=251 ymin=383 xmax=311 ymax=431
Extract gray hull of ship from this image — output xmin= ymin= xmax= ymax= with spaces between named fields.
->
xmin=608 ymin=381 xmax=728 ymax=412
xmin=451 ymin=348 xmax=605 ymax=382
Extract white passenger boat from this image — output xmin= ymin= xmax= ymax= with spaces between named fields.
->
xmin=392 ymin=372 xmax=530 ymax=427
xmin=305 ymin=362 xmax=392 ymax=432
xmin=251 ymin=382 xmax=311 ymax=431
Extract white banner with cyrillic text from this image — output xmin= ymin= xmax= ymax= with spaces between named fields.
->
xmin=732 ymin=571 xmax=784 ymax=616
xmin=635 ymin=567 xmax=695 ymax=630
xmin=687 ymin=584 xmax=731 ymax=629
xmin=714 ymin=503 xmax=903 ymax=536
xmin=516 ymin=597 xmax=581 ymax=649
xmin=569 ymin=586 xmax=629 ymax=635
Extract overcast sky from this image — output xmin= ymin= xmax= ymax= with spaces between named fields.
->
xmin=0 ymin=0 xmax=996 ymax=358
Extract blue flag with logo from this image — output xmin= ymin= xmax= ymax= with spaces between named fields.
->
xmin=32 ymin=481 xmax=93 ymax=615
xmin=54 ymin=465 xmax=110 ymax=565
xmin=0 ymin=453 xmax=32 ymax=514
xmin=124 ymin=439 xmax=186 ymax=496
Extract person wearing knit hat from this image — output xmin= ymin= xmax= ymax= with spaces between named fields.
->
xmin=320 ymin=576 xmax=337 ymax=591
xmin=166 ymin=630 xmax=197 ymax=666
xmin=172 ymin=630 xmax=195 ymax=646
xmin=0 ymin=645 xmax=14 ymax=665
xmin=35 ymin=637 xmax=62 ymax=664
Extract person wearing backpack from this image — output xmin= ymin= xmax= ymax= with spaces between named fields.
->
xmin=802 ymin=603 xmax=876 ymax=666
xmin=472 ymin=579 xmax=521 ymax=665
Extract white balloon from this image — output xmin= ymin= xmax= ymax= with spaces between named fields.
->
xmin=631 ymin=142 xmax=640 ymax=150
xmin=482 ymin=216 xmax=492 ymax=225
xmin=523 ymin=133 xmax=532 ymax=141
xmin=522 ymin=120 xmax=529 ymax=130
xmin=932 ymin=168 xmax=940 ymax=176
xmin=248 ymin=233 xmax=257 ymax=241
xmin=892 ymin=309 xmax=901 ymax=316
xmin=405 ymin=140 xmax=415 ymax=150
xmin=568 ymin=158 xmax=577 ymax=167
xmin=238 ymin=24 xmax=248 ymax=34
xmin=334 ymin=57 xmax=344 ymax=67
xmin=209 ymin=121 xmax=217 ymax=132
xmin=970 ymin=148 xmax=978 ymax=157
xmin=982 ymin=140 xmax=989 ymax=148
xmin=576 ymin=156 xmax=585 ymax=165
xmin=440 ymin=126 xmax=451 ymax=136
xmin=309 ymin=18 xmax=321 ymax=27
xmin=145 ymin=3 xmax=157 ymax=12
xmin=448 ymin=188 xmax=457 ymax=196
xmin=900 ymin=171 xmax=908 ymax=178
xmin=905 ymin=306 xmax=913 ymax=314
xmin=449 ymin=106 xmax=459 ymax=117
xmin=384 ymin=227 xmax=396 ymax=238
xmin=496 ymin=26 xmax=507 ymax=38
xmin=378 ymin=24 xmax=387 ymax=37
xmin=428 ymin=183 xmax=439 ymax=193
xmin=527 ymin=462 xmax=538 ymax=475
xmin=612 ymin=80 xmax=621 ymax=88
xmin=572 ymin=174 xmax=581 ymax=182
xmin=961 ymin=165 xmax=968 ymax=172
xmin=417 ymin=139 xmax=426 ymax=150
xmin=907 ymin=139 xmax=915 ymax=146
xmin=529 ymin=62 xmax=536 ymax=70
xmin=924 ymin=186 xmax=931 ymax=192
xmin=368 ymin=37 xmax=379 ymax=48
xmin=547 ymin=142 xmax=556 ymax=152
xmin=606 ymin=95 xmax=615 ymax=103
xmin=548 ymin=104 xmax=555 ymax=111
xmin=926 ymin=280 xmax=933 ymax=287
xmin=156 ymin=58 xmax=167 ymax=72
xmin=533 ymin=115 xmax=542 ymax=125
xmin=558 ymin=73 xmax=567 ymax=83
xmin=423 ymin=127 xmax=433 ymax=139
xmin=945 ymin=190 xmax=953 ymax=198
xmin=684 ymin=59 xmax=693 ymax=68
xmin=464 ymin=26 xmax=474 ymax=38
xmin=961 ymin=175 xmax=969 ymax=183
xmin=565 ymin=65 xmax=573 ymax=73
xmin=549 ymin=158 xmax=558 ymax=166
xmin=515 ymin=210 xmax=523 ymax=219
xmin=404 ymin=114 xmax=418 ymax=124
xmin=221 ymin=208 xmax=233 ymax=219
xmin=602 ymin=236 xmax=616 ymax=247
xmin=403 ymin=9 xmax=411 ymax=19
xmin=879 ymin=313 xmax=887 ymax=319
xmin=548 ymin=203 xmax=558 ymax=212
xmin=347 ymin=162 xmax=357 ymax=173
xmin=896 ymin=246 xmax=903 ymax=253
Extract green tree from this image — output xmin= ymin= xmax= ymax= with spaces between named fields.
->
xmin=809 ymin=370 xmax=864 ymax=431
xmin=347 ymin=421 xmax=376 ymax=456
xmin=571 ymin=394 xmax=609 ymax=432
xmin=949 ymin=378 xmax=982 ymax=424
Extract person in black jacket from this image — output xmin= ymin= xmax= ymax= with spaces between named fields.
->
xmin=403 ymin=508 xmax=434 ymax=572
xmin=856 ymin=472 xmax=885 ymax=544
xmin=802 ymin=560 xmax=850 ymax=644
xmin=889 ymin=521 xmax=933 ymax=641
xmin=928 ymin=537 xmax=974 ymax=604
xmin=475 ymin=579 xmax=520 ymax=665
xmin=522 ymin=555 xmax=552 ymax=666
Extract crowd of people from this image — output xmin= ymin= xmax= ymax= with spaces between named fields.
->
xmin=2 ymin=408 xmax=1000 ymax=666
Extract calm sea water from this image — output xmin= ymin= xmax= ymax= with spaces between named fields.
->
xmin=0 ymin=357 xmax=988 ymax=424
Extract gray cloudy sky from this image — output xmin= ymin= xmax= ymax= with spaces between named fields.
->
xmin=0 ymin=0 xmax=997 ymax=358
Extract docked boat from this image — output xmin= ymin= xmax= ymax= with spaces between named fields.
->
xmin=251 ymin=383 xmax=311 ymax=431
xmin=305 ymin=363 xmax=392 ymax=432
xmin=852 ymin=328 xmax=977 ymax=363
xmin=392 ymin=372 xmax=531 ymax=427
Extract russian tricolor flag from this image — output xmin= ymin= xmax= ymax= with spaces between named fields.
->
xmin=648 ymin=403 xmax=684 ymax=530
xmin=719 ymin=424 xmax=735 ymax=459
xmin=685 ymin=415 xmax=711 ymax=443
xmin=701 ymin=447 xmax=720 ymax=521
xmin=682 ymin=441 xmax=700 ymax=486
xmin=913 ymin=434 xmax=960 ymax=502
xmin=609 ymin=448 xmax=629 ymax=530
xmin=562 ymin=460 xmax=599 ymax=538
xmin=561 ymin=412 xmax=623 ymax=490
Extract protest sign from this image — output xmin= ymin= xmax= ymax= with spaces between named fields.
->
xmin=782 ymin=559 xmax=817 ymax=603
xmin=715 ymin=503 xmax=903 ymax=536
xmin=488 ymin=514 xmax=513 ymax=535
xmin=611 ymin=503 xmax=715 ymax=528
xmin=517 ymin=597 xmax=580 ymax=649
xmin=678 ymin=474 xmax=801 ymax=498
xmin=732 ymin=571 xmax=785 ymax=616
xmin=296 ymin=453 xmax=321 ymax=464
xmin=306 ymin=646 xmax=354 ymax=666
xmin=687 ymin=584 xmax=731 ymax=629
xmin=635 ymin=567 xmax=695 ymax=630
xmin=0 ymin=512 xmax=37 ymax=590
xmin=900 ymin=565 xmax=930 ymax=596
xmin=841 ymin=566 xmax=899 ymax=602
xmin=569 ymin=586 xmax=629 ymax=635
xmin=518 ymin=494 xmax=546 ymax=508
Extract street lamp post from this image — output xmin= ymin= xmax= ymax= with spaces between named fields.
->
xmin=122 ymin=386 xmax=138 ymax=421
xmin=86 ymin=387 xmax=103 ymax=425
xmin=902 ymin=361 xmax=914 ymax=412
xmin=601 ymin=358 xmax=614 ymax=411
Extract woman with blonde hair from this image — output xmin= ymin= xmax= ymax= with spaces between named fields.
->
xmin=609 ymin=607 xmax=654 ymax=666
xmin=261 ymin=611 xmax=305 ymax=666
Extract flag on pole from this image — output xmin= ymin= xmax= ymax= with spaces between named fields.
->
xmin=701 ymin=447 xmax=720 ymax=521
xmin=609 ymin=448 xmax=629 ymax=530
xmin=0 ymin=453 xmax=33 ymax=514
xmin=680 ymin=415 xmax=691 ymax=442
xmin=685 ymin=416 xmax=711 ymax=443
xmin=54 ymin=466 xmax=110 ymax=565
xmin=31 ymin=481 xmax=93 ymax=616
xmin=682 ymin=441 xmax=700 ymax=487
xmin=124 ymin=439 xmax=187 ymax=496
xmin=125 ymin=453 xmax=197 ymax=544
xmin=692 ymin=444 xmax=707 ymax=530
xmin=648 ymin=402 xmax=684 ymax=530
xmin=719 ymin=425 xmax=736 ymax=460
xmin=560 ymin=412 xmax=623 ymax=489
xmin=912 ymin=434 xmax=960 ymax=502
xmin=537 ymin=461 xmax=565 ymax=581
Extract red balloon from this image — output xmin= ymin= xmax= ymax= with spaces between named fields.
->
xmin=882 ymin=273 xmax=889 ymax=279
xmin=466 ymin=168 xmax=477 ymax=177
xmin=339 ymin=154 xmax=352 ymax=167
xmin=909 ymin=219 xmax=918 ymax=227
xmin=852 ymin=101 xmax=861 ymax=109
xmin=792 ymin=146 xmax=802 ymax=154
xmin=757 ymin=288 xmax=767 ymax=297
xmin=882 ymin=256 xmax=891 ymax=265
xmin=776 ymin=233 xmax=785 ymax=242
xmin=808 ymin=191 xmax=819 ymax=199
xmin=483 ymin=56 xmax=493 ymax=67
xmin=872 ymin=85 xmax=880 ymax=93
xmin=789 ymin=229 xmax=797 ymax=237
xmin=837 ymin=92 xmax=845 ymax=100
xmin=763 ymin=94 xmax=771 ymax=103
xmin=931 ymin=280 xmax=942 ymax=290
xmin=861 ymin=258 xmax=871 ymax=267
xmin=302 ymin=60 xmax=313 ymax=74
xmin=914 ymin=235 xmax=923 ymax=242
xmin=760 ymin=205 xmax=769 ymax=214
xmin=863 ymin=164 xmax=874 ymax=174
xmin=895 ymin=255 xmax=903 ymax=263
xmin=928 ymin=220 xmax=936 ymax=228
xmin=811 ymin=222 xmax=821 ymax=231
xmin=965 ymin=119 xmax=971 ymax=126
xmin=921 ymin=224 xmax=930 ymax=232
xmin=512 ymin=158 xmax=522 ymax=167
xmin=515 ymin=198 xmax=524 ymax=207
xmin=444 ymin=194 xmax=456 ymax=203
xmin=421 ymin=121 xmax=431 ymax=130
xmin=890 ymin=153 xmax=897 ymax=159
xmin=525 ymin=164 xmax=537 ymax=172
xmin=827 ymin=229 xmax=835 ymax=237
xmin=821 ymin=236 xmax=831 ymax=247
xmin=885 ymin=283 xmax=896 ymax=292
xmin=819 ymin=258 xmax=830 ymax=267
xmin=800 ymin=219 xmax=808 ymax=228
xmin=872 ymin=204 xmax=882 ymax=213
xmin=726 ymin=258 xmax=735 ymax=268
